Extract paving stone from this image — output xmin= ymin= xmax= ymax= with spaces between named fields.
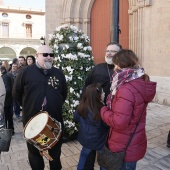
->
xmin=68 ymin=145 xmax=80 ymax=154
xmin=62 ymin=147 xmax=75 ymax=157
xmin=0 ymin=164 xmax=8 ymax=170
xmin=61 ymin=159 xmax=70 ymax=169
xmin=140 ymin=165 xmax=162 ymax=170
xmin=155 ymin=162 xmax=170 ymax=170
xmin=136 ymin=159 xmax=149 ymax=170
xmin=153 ymin=146 xmax=170 ymax=156
xmin=72 ymin=153 xmax=80 ymax=162
xmin=64 ymin=156 xmax=77 ymax=166
xmin=6 ymin=161 xmax=21 ymax=170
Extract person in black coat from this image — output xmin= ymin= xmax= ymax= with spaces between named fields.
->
xmin=13 ymin=45 xmax=67 ymax=170
xmin=0 ymin=66 xmax=14 ymax=134
xmin=83 ymin=42 xmax=122 ymax=169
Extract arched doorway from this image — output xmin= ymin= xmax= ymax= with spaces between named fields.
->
xmin=90 ymin=0 xmax=111 ymax=64
xmin=0 ymin=47 xmax=16 ymax=61
xmin=20 ymin=47 xmax=36 ymax=57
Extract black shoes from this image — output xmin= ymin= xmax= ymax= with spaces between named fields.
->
xmin=167 ymin=143 xmax=170 ymax=148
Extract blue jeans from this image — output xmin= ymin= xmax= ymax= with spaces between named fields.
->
xmin=77 ymin=146 xmax=105 ymax=170
xmin=13 ymin=100 xmax=20 ymax=117
xmin=121 ymin=161 xmax=137 ymax=170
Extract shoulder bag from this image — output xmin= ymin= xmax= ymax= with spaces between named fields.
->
xmin=0 ymin=112 xmax=13 ymax=152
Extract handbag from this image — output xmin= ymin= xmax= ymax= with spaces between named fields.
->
xmin=0 ymin=128 xmax=13 ymax=151
xmin=0 ymin=112 xmax=13 ymax=152
xmin=98 ymin=88 xmax=146 ymax=170
xmin=98 ymin=146 xmax=125 ymax=170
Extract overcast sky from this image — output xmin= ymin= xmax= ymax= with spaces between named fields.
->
xmin=3 ymin=0 xmax=45 ymax=9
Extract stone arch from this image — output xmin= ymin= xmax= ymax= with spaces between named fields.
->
xmin=19 ymin=46 xmax=37 ymax=58
xmin=0 ymin=46 xmax=17 ymax=60
xmin=62 ymin=0 xmax=95 ymax=36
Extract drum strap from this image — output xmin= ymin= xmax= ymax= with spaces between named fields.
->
xmin=40 ymin=151 xmax=53 ymax=161
xmin=41 ymin=97 xmax=47 ymax=111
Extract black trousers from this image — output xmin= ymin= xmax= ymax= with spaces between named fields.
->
xmin=4 ymin=105 xmax=14 ymax=130
xmin=84 ymin=150 xmax=96 ymax=170
xmin=27 ymin=139 xmax=62 ymax=170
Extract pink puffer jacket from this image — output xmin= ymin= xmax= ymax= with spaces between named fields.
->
xmin=101 ymin=78 xmax=156 ymax=162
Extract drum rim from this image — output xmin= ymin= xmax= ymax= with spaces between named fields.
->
xmin=23 ymin=111 xmax=49 ymax=139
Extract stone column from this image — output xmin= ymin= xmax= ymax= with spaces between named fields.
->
xmin=128 ymin=0 xmax=151 ymax=63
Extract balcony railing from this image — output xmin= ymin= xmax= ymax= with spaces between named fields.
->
xmin=0 ymin=38 xmax=41 ymax=45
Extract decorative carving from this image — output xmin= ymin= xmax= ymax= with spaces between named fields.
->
xmin=73 ymin=18 xmax=83 ymax=24
xmin=83 ymin=18 xmax=90 ymax=24
xmin=128 ymin=0 xmax=151 ymax=14
xmin=64 ymin=17 xmax=74 ymax=24
xmin=144 ymin=0 xmax=152 ymax=6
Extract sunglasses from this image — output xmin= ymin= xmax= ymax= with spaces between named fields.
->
xmin=105 ymin=50 xmax=118 ymax=53
xmin=41 ymin=53 xmax=54 ymax=58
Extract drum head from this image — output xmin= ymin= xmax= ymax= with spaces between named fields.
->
xmin=24 ymin=112 xmax=48 ymax=139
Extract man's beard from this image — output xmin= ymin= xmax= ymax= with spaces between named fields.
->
xmin=44 ymin=61 xmax=52 ymax=69
xmin=105 ymin=56 xmax=113 ymax=65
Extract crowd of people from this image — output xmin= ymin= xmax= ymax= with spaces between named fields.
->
xmin=0 ymin=43 xmax=169 ymax=170
xmin=0 ymin=55 xmax=36 ymax=135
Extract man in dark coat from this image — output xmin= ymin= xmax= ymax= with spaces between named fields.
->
xmin=13 ymin=45 xmax=67 ymax=170
xmin=8 ymin=63 xmax=21 ymax=119
xmin=84 ymin=42 xmax=122 ymax=169
xmin=1 ymin=66 xmax=14 ymax=134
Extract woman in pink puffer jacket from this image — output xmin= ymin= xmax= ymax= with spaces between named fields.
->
xmin=101 ymin=49 xmax=157 ymax=170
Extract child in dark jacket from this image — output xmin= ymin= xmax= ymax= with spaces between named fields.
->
xmin=74 ymin=84 xmax=108 ymax=170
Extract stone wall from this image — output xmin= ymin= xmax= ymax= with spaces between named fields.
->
xmin=46 ymin=0 xmax=94 ymax=42
xmin=151 ymin=76 xmax=170 ymax=106
xmin=46 ymin=0 xmax=63 ymax=42
xmin=46 ymin=0 xmax=170 ymax=106
xmin=128 ymin=0 xmax=170 ymax=105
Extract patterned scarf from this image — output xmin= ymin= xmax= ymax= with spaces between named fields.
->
xmin=107 ymin=65 xmax=144 ymax=109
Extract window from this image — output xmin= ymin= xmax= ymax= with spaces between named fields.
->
xmin=26 ymin=24 xmax=32 ymax=38
xmin=2 ymin=22 xmax=9 ymax=38
xmin=2 ymin=13 xmax=8 ymax=18
xmin=26 ymin=14 xmax=32 ymax=19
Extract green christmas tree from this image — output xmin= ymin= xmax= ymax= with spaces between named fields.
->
xmin=49 ymin=24 xmax=94 ymax=137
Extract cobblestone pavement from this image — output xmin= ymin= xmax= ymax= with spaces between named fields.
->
xmin=0 ymin=102 xmax=170 ymax=170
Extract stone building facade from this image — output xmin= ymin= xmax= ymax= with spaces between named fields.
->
xmin=46 ymin=0 xmax=170 ymax=106
xmin=0 ymin=1 xmax=45 ymax=60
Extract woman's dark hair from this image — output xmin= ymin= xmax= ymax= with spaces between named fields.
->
xmin=76 ymin=84 xmax=104 ymax=120
xmin=26 ymin=55 xmax=36 ymax=65
xmin=113 ymin=49 xmax=150 ymax=81
xmin=112 ymin=49 xmax=139 ymax=68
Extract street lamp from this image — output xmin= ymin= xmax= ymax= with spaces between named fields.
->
xmin=112 ymin=0 xmax=120 ymax=43
xmin=40 ymin=36 xmax=46 ymax=45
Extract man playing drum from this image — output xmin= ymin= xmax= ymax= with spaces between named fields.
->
xmin=13 ymin=45 xmax=67 ymax=170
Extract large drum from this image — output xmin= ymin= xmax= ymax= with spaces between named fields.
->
xmin=23 ymin=111 xmax=62 ymax=152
